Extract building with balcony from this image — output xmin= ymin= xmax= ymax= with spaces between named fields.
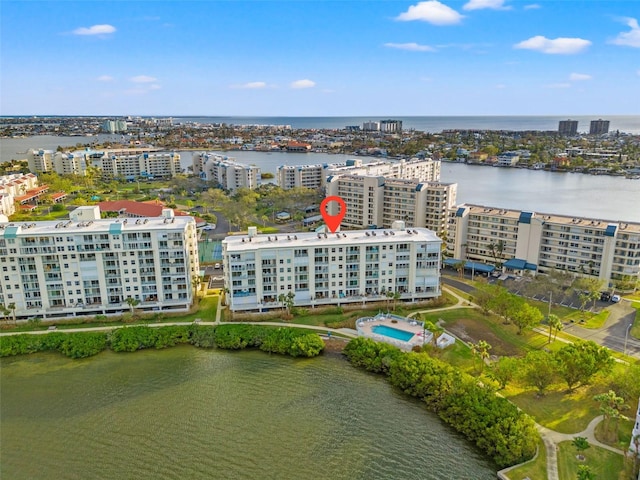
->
xmin=631 ymin=397 xmax=640 ymax=454
xmin=446 ymin=204 xmax=640 ymax=285
xmin=223 ymin=225 xmax=441 ymax=311
xmin=326 ymin=174 xmax=456 ymax=233
xmin=277 ymin=157 xmax=441 ymax=191
xmin=0 ymin=206 xmax=199 ymax=320
xmin=558 ymin=119 xmax=579 ymax=136
xmin=193 ymin=153 xmax=261 ymax=191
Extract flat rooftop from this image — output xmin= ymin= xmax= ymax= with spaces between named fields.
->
xmin=224 ymin=227 xmax=441 ymax=252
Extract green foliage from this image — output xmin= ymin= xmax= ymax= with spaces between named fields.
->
xmin=189 ymin=324 xmax=217 ymax=348
xmin=343 ymin=338 xmax=538 ymax=468
xmin=572 ymin=436 xmax=590 ymax=453
xmin=555 ymin=340 xmax=614 ymax=391
xmin=522 ymin=350 xmax=557 ymax=396
xmin=488 ymin=356 xmax=519 ymax=389
xmin=109 ymin=325 xmax=191 ymax=352
xmin=607 ymin=363 xmax=640 ymax=402
xmin=0 ymin=331 xmax=107 ymax=359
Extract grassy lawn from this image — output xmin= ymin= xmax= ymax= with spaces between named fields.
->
xmin=422 ymin=307 xmax=555 ymax=357
xmin=557 ymin=441 xmax=624 ymax=480
xmin=504 ymin=437 xmax=547 ymax=480
xmin=631 ymin=302 xmax=640 ymax=340
xmin=0 ymin=296 xmax=219 ymax=333
xmin=594 ymin=418 xmax=635 ymax=451
xmin=563 ymin=309 xmax=611 ymax=329
xmin=501 ymin=362 xmax=626 ymax=434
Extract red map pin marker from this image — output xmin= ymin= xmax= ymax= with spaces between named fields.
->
xmin=320 ymin=196 xmax=346 ymax=233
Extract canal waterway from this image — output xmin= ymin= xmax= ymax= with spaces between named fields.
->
xmin=0 ymin=347 xmax=496 ymax=479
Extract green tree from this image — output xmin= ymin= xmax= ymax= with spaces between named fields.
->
xmin=555 ymin=341 xmax=614 ymax=391
xmin=576 ymin=465 xmax=595 ymax=480
xmin=593 ymin=390 xmax=627 ymax=441
xmin=511 ymin=302 xmax=543 ymax=335
xmin=422 ymin=318 xmax=444 ymax=348
xmin=471 ymin=340 xmax=492 ymax=373
xmin=0 ymin=304 xmax=10 ymax=325
xmin=546 ymin=313 xmax=563 ymax=343
xmin=522 ymin=350 xmax=556 ymax=396
xmin=7 ymin=303 xmax=16 ymax=324
xmin=488 ymin=356 xmax=519 ymax=389
xmin=572 ymin=436 xmax=590 ymax=457
xmin=125 ymin=297 xmax=140 ymax=314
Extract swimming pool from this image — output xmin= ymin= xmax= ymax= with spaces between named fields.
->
xmin=371 ymin=324 xmax=415 ymax=342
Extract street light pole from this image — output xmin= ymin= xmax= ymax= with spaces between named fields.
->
xmin=548 ymin=291 xmax=552 ymax=318
xmin=624 ymin=323 xmax=632 ymax=356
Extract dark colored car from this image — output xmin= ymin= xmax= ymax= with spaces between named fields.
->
xmin=600 ymin=292 xmax=611 ymax=302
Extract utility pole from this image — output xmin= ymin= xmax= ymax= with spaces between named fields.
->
xmin=625 ymin=323 xmax=632 ymax=356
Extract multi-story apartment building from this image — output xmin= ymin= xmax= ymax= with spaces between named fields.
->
xmin=277 ymin=158 xmax=441 ymax=191
xmin=447 ymin=204 xmax=640 ymax=285
xmin=92 ymin=150 xmax=181 ymax=180
xmin=631 ymin=397 xmax=640 ymax=454
xmin=222 ymin=225 xmax=442 ymax=311
xmin=27 ymin=148 xmax=181 ymax=179
xmin=277 ymin=164 xmax=325 ymax=190
xmin=589 ymin=119 xmax=610 ymax=136
xmin=192 ymin=153 xmax=261 ymax=191
xmin=380 ymin=119 xmax=403 ymax=133
xmin=558 ymin=120 xmax=579 ymax=136
xmin=326 ymin=174 xmax=456 ymax=233
xmin=0 ymin=206 xmax=199 ymax=321
xmin=101 ymin=119 xmax=128 ymax=133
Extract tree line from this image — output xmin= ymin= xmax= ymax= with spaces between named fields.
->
xmin=342 ymin=337 xmax=538 ymax=468
xmin=0 ymin=324 xmax=325 ymax=359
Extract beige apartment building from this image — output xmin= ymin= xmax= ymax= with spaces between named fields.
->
xmin=447 ymin=204 xmax=640 ymax=284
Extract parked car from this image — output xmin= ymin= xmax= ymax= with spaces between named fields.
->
xmin=600 ymin=292 xmax=611 ymax=302
xmin=611 ymin=294 xmax=621 ymax=303
xmin=214 ymin=263 xmax=221 ymax=269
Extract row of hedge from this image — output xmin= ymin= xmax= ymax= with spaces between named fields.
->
xmin=342 ymin=337 xmax=538 ymax=468
xmin=0 ymin=324 xmax=325 ymax=359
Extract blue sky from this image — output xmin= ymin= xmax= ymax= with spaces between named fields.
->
xmin=1 ymin=1 xmax=639 ymax=116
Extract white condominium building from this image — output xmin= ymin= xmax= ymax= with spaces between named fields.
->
xmin=193 ymin=153 xmax=261 ymax=191
xmin=0 ymin=206 xmax=200 ymax=321
xmin=277 ymin=157 xmax=441 ymax=191
xmin=223 ymin=225 xmax=442 ymax=311
xmin=27 ymin=148 xmax=181 ymax=179
xmin=326 ymin=174 xmax=456 ymax=233
xmin=277 ymin=164 xmax=325 ymax=190
xmin=447 ymin=204 xmax=640 ymax=284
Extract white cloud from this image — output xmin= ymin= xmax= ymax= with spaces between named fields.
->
xmin=609 ymin=17 xmax=640 ymax=48
xmin=524 ymin=4 xmax=541 ymax=9
xmin=239 ymin=82 xmax=267 ymax=89
xmin=545 ymin=83 xmax=571 ymax=89
xmin=149 ymin=84 xmax=161 ymax=90
xmin=463 ymin=0 xmax=510 ymax=11
xmin=569 ymin=73 xmax=591 ymax=81
xmin=514 ymin=35 xmax=591 ymax=54
xmin=384 ymin=42 xmax=436 ymax=52
xmin=96 ymin=75 xmax=114 ymax=82
xmin=130 ymin=75 xmax=158 ymax=83
xmin=396 ymin=1 xmax=464 ymax=26
xmin=290 ymin=79 xmax=316 ymax=89
xmin=72 ymin=24 xmax=116 ymax=36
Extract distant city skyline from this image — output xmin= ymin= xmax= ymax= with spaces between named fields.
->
xmin=1 ymin=1 xmax=639 ymax=116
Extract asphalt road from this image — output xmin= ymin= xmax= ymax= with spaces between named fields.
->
xmin=441 ymin=274 xmax=640 ymax=359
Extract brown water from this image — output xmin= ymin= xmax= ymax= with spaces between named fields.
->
xmin=1 ymin=347 xmax=496 ymax=479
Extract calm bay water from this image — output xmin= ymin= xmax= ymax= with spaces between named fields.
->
xmin=0 ymin=347 xmax=495 ymax=480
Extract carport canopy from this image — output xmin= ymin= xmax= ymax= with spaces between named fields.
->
xmin=443 ymin=258 xmax=496 ymax=273
xmin=503 ymin=258 xmax=537 ymax=271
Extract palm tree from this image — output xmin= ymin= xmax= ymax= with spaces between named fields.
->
xmin=546 ymin=314 xmax=562 ymax=343
xmin=471 ymin=340 xmax=492 ymax=373
xmin=125 ymin=297 xmax=140 ymax=314
xmin=0 ymin=304 xmax=9 ymax=325
xmin=7 ymin=302 xmax=16 ymax=324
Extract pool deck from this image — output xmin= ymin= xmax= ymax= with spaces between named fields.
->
xmin=356 ymin=313 xmax=428 ymax=349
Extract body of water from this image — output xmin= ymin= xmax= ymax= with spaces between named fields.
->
xmin=174 ymin=115 xmax=640 ymax=135
xmin=0 ymin=347 xmax=496 ymax=480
